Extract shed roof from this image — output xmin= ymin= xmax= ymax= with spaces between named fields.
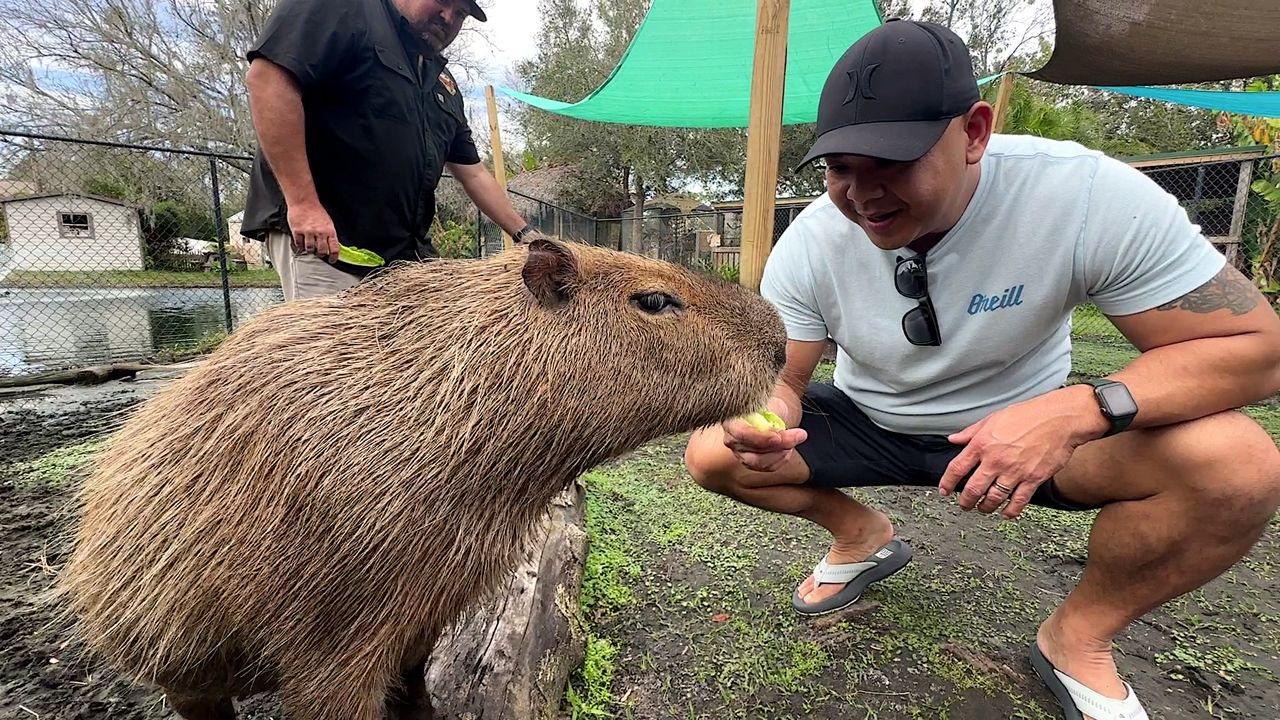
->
xmin=0 ymin=192 xmax=141 ymax=209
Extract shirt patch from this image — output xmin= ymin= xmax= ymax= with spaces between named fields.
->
xmin=439 ymin=70 xmax=457 ymax=95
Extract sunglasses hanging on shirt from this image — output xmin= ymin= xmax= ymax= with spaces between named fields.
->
xmin=894 ymin=254 xmax=942 ymax=347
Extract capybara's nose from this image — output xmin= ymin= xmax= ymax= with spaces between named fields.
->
xmin=772 ymin=342 xmax=788 ymax=371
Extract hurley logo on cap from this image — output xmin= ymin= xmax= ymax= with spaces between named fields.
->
xmin=798 ymin=19 xmax=981 ymax=168
xmin=844 ymin=64 xmax=880 ymax=104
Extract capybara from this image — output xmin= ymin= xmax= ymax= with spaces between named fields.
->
xmin=56 ymin=237 xmax=788 ymax=720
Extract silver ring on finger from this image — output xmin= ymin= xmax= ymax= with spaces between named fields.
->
xmin=991 ymin=481 xmax=1014 ymax=495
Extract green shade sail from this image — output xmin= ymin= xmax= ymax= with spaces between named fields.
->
xmin=502 ymin=0 xmax=1280 ymax=129
xmin=1093 ymin=86 xmax=1280 ymax=119
xmin=980 ymin=72 xmax=1280 ymax=119
xmin=497 ymin=0 xmax=883 ymax=128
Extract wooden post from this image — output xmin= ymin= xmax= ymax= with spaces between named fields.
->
xmin=991 ymin=72 xmax=1015 ymax=134
xmin=485 ymin=85 xmax=512 ymax=249
xmin=1226 ymin=159 xmax=1255 ymax=269
xmin=738 ymin=0 xmax=791 ymax=292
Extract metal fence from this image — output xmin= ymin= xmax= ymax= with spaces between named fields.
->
xmin=0 ymin=130 xmax=602 ymax=378
xmin=476 ymin=189 xmax=598 ymax=258
xmin=3 ymin=128 xmax=1276 ymax=382
xmin=0 ymin=130 xmax=282 ymax=378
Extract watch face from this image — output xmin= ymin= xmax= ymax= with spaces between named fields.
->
xmin=1098 ymin=384 xmax=1137 ymax=418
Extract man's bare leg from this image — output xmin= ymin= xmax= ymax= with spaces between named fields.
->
xmin=685 ymin=427 xmax=894 ymax=606
xmin=1026 ymin=410 xmax=1280 ymax=714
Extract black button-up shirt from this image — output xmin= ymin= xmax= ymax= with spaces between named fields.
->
xmin=240 ymin=0 xmax=481 ymax=265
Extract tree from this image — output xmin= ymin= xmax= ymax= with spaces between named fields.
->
xmin=514 ymin=0 xmax=763 ymax=224
xmin=0 ymin=0 xmax=491 ymax=157
xmin=1218 ymin=76 xmax=1280 ymax=295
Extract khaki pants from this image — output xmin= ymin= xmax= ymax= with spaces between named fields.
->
xmin=265 ymin=231 xmax=361 ymax=302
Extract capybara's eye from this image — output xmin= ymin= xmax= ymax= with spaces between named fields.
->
xmin=631 ymin=292 xmax=683 ymax=315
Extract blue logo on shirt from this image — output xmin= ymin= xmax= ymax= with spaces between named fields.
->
xmin=968 ymin=285 xmax=1025 ymax=315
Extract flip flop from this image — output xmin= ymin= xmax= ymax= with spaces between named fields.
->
xmin=1029 ymin=642 xmax=1149 ymax=720
xmin=791 ymin=538 xmax=912 ymax=616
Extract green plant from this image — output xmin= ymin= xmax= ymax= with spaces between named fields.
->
xmin=563 ymin=635 xmax=619 ymax=718
xmin=431 ymin=218 xmax=477 ymax=259
xmin=1251 ymin=213 xmax=1280 ymax=295
xmin=1221 ymin=78 xmax=1280 ymax=294
xmin=10 ymin=441 xmax=102 ymax=490
xmin=694 ymin=255 xmax=740 ymax=284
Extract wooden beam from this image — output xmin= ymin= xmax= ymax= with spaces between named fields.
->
xmin=1224 ymin=159 xmax=1256 ymax=270
xmin=1127 ymin=150 xmax=1265 ymax=169
xmin=991 ymin=72 xmax=1014 ymax=134
xmin=485 ymin=85 xmax=512 ymax=250
xmin=738 ymin=0 xmax=791 ymax=293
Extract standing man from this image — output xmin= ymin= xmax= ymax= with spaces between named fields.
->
xmin=685 ymin=19 xmax=1280 ymax=720
xmin=240 ymin=0 xmax=539 ymax=301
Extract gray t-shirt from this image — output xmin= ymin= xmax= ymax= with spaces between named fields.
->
xmin=760 ymin=133 xmax=1226 ymax=435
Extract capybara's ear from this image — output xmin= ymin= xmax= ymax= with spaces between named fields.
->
xmin=521 ymin=237 xmax=578 ymax=307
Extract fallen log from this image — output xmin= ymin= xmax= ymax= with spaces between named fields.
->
xmin=426 ymin=478 xmax=589 ymax=720
xmin=0 ymin=363 xmax=156 ymax=389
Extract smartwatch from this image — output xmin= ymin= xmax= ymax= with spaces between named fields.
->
xmin=513 ymin=225 xmax=535 ymax=244
xmin=1082 ymin=378 xmax=1137 ymax=437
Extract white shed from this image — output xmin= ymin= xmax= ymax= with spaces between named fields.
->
xmin=226 ymin=210 xmax=267 ymax=269
xmin=0 ymin=193 xmax=145 ymax=272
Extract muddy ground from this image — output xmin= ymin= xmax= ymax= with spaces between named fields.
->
xmin=2 ymin=353 xmax=1279 ymax=719
xmin=0 ymin=369 xmax=282 ymax=719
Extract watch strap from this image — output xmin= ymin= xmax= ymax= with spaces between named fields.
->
xmin=1082 ymin=378 xmax=1135 ymax=437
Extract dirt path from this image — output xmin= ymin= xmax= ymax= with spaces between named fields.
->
xmin=568 ymin=431 xmax=1280 ymax=720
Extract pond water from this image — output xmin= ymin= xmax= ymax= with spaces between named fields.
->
xmin=0 ymin=287 xmax=284 ymax=376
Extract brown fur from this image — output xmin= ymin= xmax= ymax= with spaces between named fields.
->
xmin=56 ymin=238 xmax=787 ymax=719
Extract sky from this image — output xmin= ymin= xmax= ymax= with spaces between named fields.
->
xmin=455 ymin=0 xmax=546 ymax=149
xmin=472 ymin=0 xmax=542 ymax=84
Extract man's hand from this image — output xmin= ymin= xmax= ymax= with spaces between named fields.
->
xmin=938 ymin=385 xmax=1108 ymax=519
xmin=720 ymin=396 xmax=808 ymax=472
xmin=287 ymin=200 xmax=340 ymax=262
xmin=512 ymin=224 xmax=549 ymax=244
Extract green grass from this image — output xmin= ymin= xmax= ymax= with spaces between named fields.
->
xmin=565 ymin=442 xmax=1062 ymax=719
xmin=1071 ymin=304 xmax=1126 ymax=342
xmin=2 ymin=268 xmax=281 ymax=288
xmin=7 ymin=440 xmax=102 ymax=490
xmin=564 ymin=636 xmax=621 ymax=718
xmin=151 ymin=329 xmax=229 ymax=364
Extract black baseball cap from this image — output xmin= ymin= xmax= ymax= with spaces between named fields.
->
xmin=798 ymin=19 xmax=980 ymax=169
xmin=464 ymin=0 xmax=487 ymax=22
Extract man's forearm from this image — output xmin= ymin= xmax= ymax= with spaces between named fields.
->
xmin=1121 ymin=333 xmax=1280 ymax=423
xmin=246 ymin=60 xmax=320 ymax=208
xmin=1064 ymin=333 xmax=1280 ymax=441
xmin=770 ymin=340 xmax=827 ymax=428
xmin=449 ymin=162 xmax=529 ymax=236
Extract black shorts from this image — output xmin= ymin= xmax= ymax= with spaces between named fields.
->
xmin=794 ymin=383 xmax=1097 ymax=512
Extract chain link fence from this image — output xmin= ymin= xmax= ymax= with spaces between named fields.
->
xmin=4 ymin=129 xmax=1276 ymax=384
xmin=0 ymin=131 xmax=281 ymax=378
xmin=475 ymin=188 xmax=599 ymax=258
xmin=0 ymin=131 xmax=607 ymax=379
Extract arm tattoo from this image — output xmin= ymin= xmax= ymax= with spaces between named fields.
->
xmin=1156 ymin=266 xmax=1258 ymax=316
